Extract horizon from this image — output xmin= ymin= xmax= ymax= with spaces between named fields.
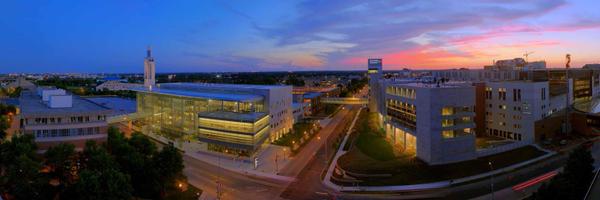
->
xmin=2 ymin=0 xmax=600 ymax=73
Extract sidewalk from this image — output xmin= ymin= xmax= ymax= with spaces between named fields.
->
xmin=140 ymin=127 xmax=296 ymax=184
xmin=321 ymin=110 xmax=559 ymax=193
xmin=185 ymin=145 xmax=295 ymax=184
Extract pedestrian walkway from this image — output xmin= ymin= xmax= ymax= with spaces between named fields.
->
xmin=185 ymin=145 xmax=295 ymax=184
xmin=321 ymin=108 xmax=559 ymax=193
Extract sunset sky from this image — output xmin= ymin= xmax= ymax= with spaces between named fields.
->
xmin=1 ymin=0 xmax=600 ymax=73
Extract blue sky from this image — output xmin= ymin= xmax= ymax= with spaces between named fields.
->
xmin=1 ymin=0 xmax=600 ymax=73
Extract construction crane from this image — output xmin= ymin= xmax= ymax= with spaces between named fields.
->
xmin=566 ymin=54 xmax=571 ymax=68
xmin=523 ymin=51 xmax=534 ymax=62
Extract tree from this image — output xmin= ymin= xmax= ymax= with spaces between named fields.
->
xmin=3 ymin=155 xmax=51 ymax=200
xmin=128 ymin=132 xmax=157 ymax=157
xmin=154 ymin=145 xmax=185 ymax=195
xmin=534 ymin=146 xmax=595 ymax=199
xmin=69 ymin=168 xmax=132 ymax=200
xmin=0 ymin=134 xmax=38 ymax=171
xmin=0 ymin=115 xmax=9 ymax=141
xmin=45 ymin=143 xmax=76 ymax=184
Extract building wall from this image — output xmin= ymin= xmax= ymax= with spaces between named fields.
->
xmin=19 ymin=113 xmax=109 ymax=150
xmin=368 ymin=58 xmax=383 ymax=113
xmin=382 ymin=83 xmax=477 ymax=165
xmin=266 ymin=86 xmax=294 ymax=141
xmin=484 ymin=81 xmax=548 ymax=144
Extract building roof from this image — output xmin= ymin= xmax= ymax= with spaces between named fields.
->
xmin=18 ymin=91 xmax=110 ymax=115
xmin=134 ymin=87 xmax=264 ymax=102
xmin=160 ymin=82 xmax=290 ymax=90
xmin=198 ymin=111 xmax=268 ymax=123
xmin=85 ymin=97 xmax=137 ymax=116
xmin=132 ymin=82 xmax=293 ymax=102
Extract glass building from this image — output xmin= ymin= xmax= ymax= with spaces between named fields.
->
xmin=135 ymin=83 xmax=292 ymax=156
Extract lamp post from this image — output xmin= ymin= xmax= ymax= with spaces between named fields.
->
xmin=489 ymin=161 xmax=494 ymax=200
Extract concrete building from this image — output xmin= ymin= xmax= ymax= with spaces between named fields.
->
xmin=381 ymin=81 xmax=477 ymax=164
xmin=134 ymin=83 xmax=293 ymax=156
xmin=9 ymin=88 xmax=110 ymax=151
xmin=368 ymin=58 xmax=383 ymax=113
xmin=292 ymin=102 xmax=307 ymax=122
xmin=479 ymin=81 xmax=565 ymax=144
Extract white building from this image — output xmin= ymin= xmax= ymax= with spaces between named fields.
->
xmin=381 ymin=81 xmax=477 ymax=164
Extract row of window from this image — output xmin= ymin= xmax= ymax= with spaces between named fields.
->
xmin=487 ymin=128 xmax=523 ymax=141
xmin=442 ymin=128 xmax=472 ymax=139
xmin=386 ymin=86 xmax=416 ymax=99
xmin=486 ymin=119 xmax=521 ymax=128
xmin=485 ymin=87 xmax=523 ymax=102
xmin=24 ymin=115 xmax=106 ymax=126
xmin=386 ymin=100 xmax=416 ymax=131
xmin=441 ymin=106 xmax=472 ymax=116
xmin=441 ymin=117 xmax=472 ymax=127
xmin=34 ymin=127 xmax=101 ymax=138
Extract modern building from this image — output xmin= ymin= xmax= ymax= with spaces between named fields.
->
xmin=292 ymin=102 xmax=307 ymax=122
xmin=478 ymin=81 xmax=565 ymax=144
xmin=380 ymin=80 xmax=477 ymax=164
xmin=9 ymin=88 xmax=110 ymax=151
xmin=134 ymin=83 xmax=293 ymax=156
xmin=368 ymin=58 xmax=383 ymax=113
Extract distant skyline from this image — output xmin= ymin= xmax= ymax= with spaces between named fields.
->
xmin=1 ymin=0 xmax=600 ymax=73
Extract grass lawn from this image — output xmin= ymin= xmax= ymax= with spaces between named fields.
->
xmin=337 ymin=112 xmax=547 ymax=186
xmin=353 ymin=112 xmax=395 ymax=161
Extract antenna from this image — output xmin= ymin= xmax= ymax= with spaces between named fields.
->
xmin=147 ymin=46 xmax=152 ymax=58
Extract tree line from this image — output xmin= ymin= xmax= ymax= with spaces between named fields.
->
xmin=0 ymin=127 xmax=189 ymax=200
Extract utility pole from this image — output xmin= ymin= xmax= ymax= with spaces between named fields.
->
xmin=489 ymin=161 xmax=494 ymax=200
xmin=217 ymin=156 xmax=223 ymax=200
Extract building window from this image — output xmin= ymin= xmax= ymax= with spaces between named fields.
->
xmin=541 ymin=87 xmax=546 ymax=100
xmin=498 ymin=88 xmax=506 ymax=100
xmin=513 ymin=89 xmax=521 ymax=102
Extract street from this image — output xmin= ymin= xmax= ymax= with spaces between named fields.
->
xmin=183 ymin=103 xmax=362 ymax=200
xmin=184 ymin=155 xmax=287 ymax=200
xmin=280 ymin=105 xmax=360 ymax=200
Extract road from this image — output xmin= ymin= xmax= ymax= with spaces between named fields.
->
xmin=280 ymin=105 xmax=360 ymax=200
xmin=472 ymin=138 xmax=600 ymax=200
xmin=184 ymin=155 xmax=287 ymax=200
xmin=184 ymin=104 xmax=363 ymax=200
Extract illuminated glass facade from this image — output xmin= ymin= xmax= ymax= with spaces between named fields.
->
xmin=136 ymin=91 xmax=269 ymax=155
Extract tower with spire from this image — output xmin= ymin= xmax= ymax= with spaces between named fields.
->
xmin=144 ymin=46 xmax=156 ymax=90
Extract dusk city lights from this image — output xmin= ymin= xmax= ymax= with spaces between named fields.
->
xmin=2 ymin=1 xmax=600 ymax=200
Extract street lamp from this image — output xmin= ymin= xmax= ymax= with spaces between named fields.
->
xmin=489 ymin=161 xmax=494 ymax=200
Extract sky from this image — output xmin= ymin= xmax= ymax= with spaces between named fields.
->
xmin=1 ymin=0 xmax=600 ymax=73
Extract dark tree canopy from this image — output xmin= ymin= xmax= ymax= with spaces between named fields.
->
xmin=535 ymin=146 xmax=595 ymax=200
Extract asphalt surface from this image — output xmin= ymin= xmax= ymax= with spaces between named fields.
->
xmin=184 ymin=155 xmax=287 ymax=200
xmin=280 ymin=105 xmax=359 ymax=200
